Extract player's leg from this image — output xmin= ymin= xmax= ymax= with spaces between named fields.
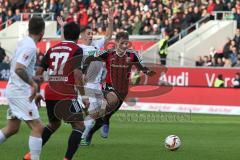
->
xmin=23 ymin=100 xmax=62 ymax=160
xmin=81 ymin=104 xmax=96 ymax=145
xmin=101 ymin=91 xmax=123 ymax=138
xmin=0 ymin=101 xmax=24 ymax=143
xmin=64 ymin=100 xmax=85 ymax=160
xmin=26 ymin=119 xmax=44 ymax=160
xmin=101 ymin=101 xmax=123 ymax=138
xmin=87 ymin=91 xmax=119 ymax=140
xmin=81 ymin=88 xmax=104 ymax=144
xmin=0 ymin=118 xmax=21 ymax=144
xmin=42 ymin=100 xmax=62 ymax=146
xmin=15 ymin=97 xmax=43 ymax=160
xmin=64 ymin=121 xmax=85 ymax=160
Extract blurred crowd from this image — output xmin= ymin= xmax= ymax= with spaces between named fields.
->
xmin=0 ymin=0 xmax=239 ymax=37
xmin=195 ymin=28 xmax=240 ymax=67
xmin=0 ymin=0 xmax=240 ymax=68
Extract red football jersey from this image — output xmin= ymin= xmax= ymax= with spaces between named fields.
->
xmin=40 ymin=41 xmax=83 ymax=100
xmin=99 ymin=49 xmax=148 ymax=98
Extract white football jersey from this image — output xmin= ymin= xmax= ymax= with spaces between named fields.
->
xmin=6 ymin=36 xmax=37 ymax=98
xmin=79 ymin=38 xmax=106 ymax=86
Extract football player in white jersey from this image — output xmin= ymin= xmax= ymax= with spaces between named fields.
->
xmin=78 ymin=8 xmax=115 ymax=145
xmin=0 ymin=16 xmax=45 ymax=160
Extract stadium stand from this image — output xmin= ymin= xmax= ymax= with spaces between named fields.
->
xmin=0 ymin=0 xmax=238 ymax=38
xmin=0 ymin=0 xmax=240 ymax=68
xmin=195 ymin=28 xmax=240 ymax=67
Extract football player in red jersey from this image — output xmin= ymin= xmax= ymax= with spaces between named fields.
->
xmin=24 ymin=22 xmax=88 ymax=160
xmin=86 ymin=31 xmax=156 ymax=144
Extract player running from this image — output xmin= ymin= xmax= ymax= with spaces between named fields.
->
xmin=77 ymin=8 xmax=115 ymax=145
xmin=86 ymin=31 xmax=156 ymax=144
xmin=56 ymin=8 xmax=115 ymax=146
xmin=0 ymin=16 xmax=45 ymax=160
xmin=24 ymin=22 xmax=88 ymax=160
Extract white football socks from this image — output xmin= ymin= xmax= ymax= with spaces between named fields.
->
xmin=29 ymin=136 xmax=42 ymax=160
xmin=0 ymin=130 xmax=6 ymax=144
xmin=82 ymin=117 xmax=95 ymax=139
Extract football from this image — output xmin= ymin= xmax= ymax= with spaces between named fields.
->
xmin=164 ymin=135 xmax=181 ymax=151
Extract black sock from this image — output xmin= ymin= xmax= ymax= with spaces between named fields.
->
xmin=65 ymin=130 xmax=82 ymax=160
xmin=42 ymin=126 xmax=54 ymax=146
xmin=103 ymin=114 xmax=111 ymax=125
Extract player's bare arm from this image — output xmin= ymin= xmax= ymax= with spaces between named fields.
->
xmin=15 ymin=62 xmax=38 ymax=102
xmin=57 ymin=16 xmax=66 ymax=41
xmin=132 ymin=52 xmax=156 ymax=77
xmin=34 ymin=67 xmax=45 ymax=108
xmin=104 ymin=8 xmax=114 ymax=43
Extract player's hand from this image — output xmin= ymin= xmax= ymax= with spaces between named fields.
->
xmin=35 ymin=93 xmax=45 ymax=109
xmin=146 ymin=70 xmax=156 ymax=77
xmin=33 ymin=75 xmax=44 ymax=83
xmin=107 ymin=7 xmax=114 ymax=22
xmin=57 ymin=16 xmax=66 ymax=27
xmin=82 ymin=96 xmax=90 ymax=109
xmin=29 ymin=82 xmax=38 ymax=102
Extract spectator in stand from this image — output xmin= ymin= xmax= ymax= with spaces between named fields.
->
xmin=6 ymin=9 xmax=14 ymax=26
xmin=196 ymin=56 xmax=204 ymax=66
xmin=236 ymin=8 xmax=240 ymax=28
xmin=216 ymin=57 xmax=224 ymax=67
xmin=203 ymin=55 xmax=212 ymax=66
xmin=234 ymin=58 xmax=240 ymax=67
xmin=214 ymin=0 xmax=226 ymax=11
xmin=224 ymin=58 xmax=232 ymax=67
xmin=193 ymin=6 xmax=202 ymax=23
xmin=0 ymin=42 xmax=6 ymax=63
xmin=0 ymin=7 xmax=6 ymax=30
xmin=207 ymin=0 xmax=216 ymax=15
xmin=223 ymin=37 xmax=232 ymax=57
xmin=78 ymin=8 xmax=89 ymax=27
xmin=13 ymin=8 xmax=21 ymax=21
xmin=229 ymin=46 xmax=238 ymax=66
xmin=233 ymin=28 xmax=240 ymax=48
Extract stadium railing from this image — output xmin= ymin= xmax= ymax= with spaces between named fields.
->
xmin=0 ymin=13 xmax=55 ymax=30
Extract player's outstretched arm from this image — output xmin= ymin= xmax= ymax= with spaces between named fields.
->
xmin=104 ymin=8 xmax=114 ymax=44
xmin=132 ymin=52 xmax=156 ymax=77
xmin=15 ymin=63 xmax=38 ymax=102
xmin=57 ymin=16 xmax=66 ymax=41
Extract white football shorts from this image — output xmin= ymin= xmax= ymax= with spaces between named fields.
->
xmin=7 ymin=98 xmax=40 ymax=121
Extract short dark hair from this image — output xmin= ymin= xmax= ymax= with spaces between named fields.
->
xmin=29 ymin=16 xmax=45 ymax=35
xmin=115 ymin=31 xmax=129 ymax=41
xmin=80 ymin=26 xmax=92 ymax=33
xmin=64 ymin=22 xmax=80 ymax=41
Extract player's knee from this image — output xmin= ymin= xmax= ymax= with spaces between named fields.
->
xmin=71 ymin=122 xmax=85 ymax=132
xmin=106 ymin=92 xmax=119 ymax=107
xmin=32 ymin=126 xmax=43 ymax=135
xmin=88 ymin=109 xmax=100 ymax=119
xmin=30 ymin=123 xmax=44 ymax=136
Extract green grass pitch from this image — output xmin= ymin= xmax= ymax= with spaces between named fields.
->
xmin=1 ymin=105 xmax=240 ymax=160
